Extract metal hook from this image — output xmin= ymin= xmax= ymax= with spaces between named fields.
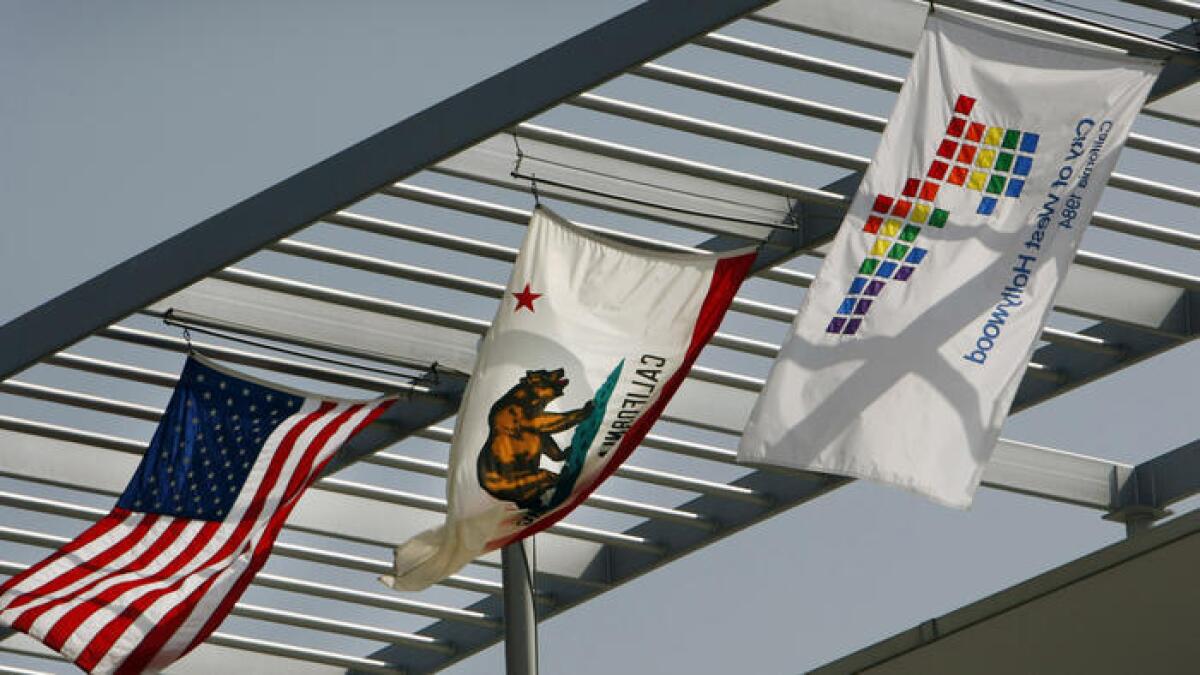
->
xmin=510 ymin=134 xmax=541 ymax=208
xmin=163 ymin=308 xmax=195 ymax=354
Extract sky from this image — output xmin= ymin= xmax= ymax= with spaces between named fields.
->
xmin=1 ymin=1 xmax=1197 ymax=674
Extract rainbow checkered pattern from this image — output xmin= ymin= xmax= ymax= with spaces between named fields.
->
xmin=827 ymin=94 xmax=1040 ymax=336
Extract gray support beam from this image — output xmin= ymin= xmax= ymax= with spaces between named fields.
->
xmin=751 ymin=2 xmax=1200 ymax=125
xmin=1120 ymin=1 xmax=1200 ymax=19
xmin=502 ymin=541 xmax=538 ymax=675
xmin=1107 ymin=437 xmax=1200 ymax=533
xmin=1146 ymin=21 xmax=1200 ymax=102
xmin=0 ymin=0 xmax=774 ymax=382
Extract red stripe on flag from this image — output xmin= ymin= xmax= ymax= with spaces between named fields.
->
xmin=112 ymin=401 xmax=355 ymax=674
xmin=174 ymin=402 xmax=392 ymax=662
xmin=96 ymin=402 xmax=336 ymax=674
xmin=73 ymin=520 xmax=221 ymax=673
xmin=43 ymin=518 xmax=190 ymax=652
xmin=487 ymin=251 xmax=756 ymax=550
xmin=0 ymin=511 xmax=130 ymax=611
xmin=9 ymin=514 xmax=158 ymax=634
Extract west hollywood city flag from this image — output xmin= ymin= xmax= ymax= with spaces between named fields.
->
xmin=384 ymin=206 xmax=755 ymax=590
xmin=0 ymin=355 xmax=394 ymax=674
xmin=738 ymin=12 xmax=1161 ymax=508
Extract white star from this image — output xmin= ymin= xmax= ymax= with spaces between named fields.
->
xmin=265 ymin=394 xmax=273 ymax=402
xmin=203 ymin=391 xmax=211 ymax=400
xmin=197 ymin=374 xmax=205 ymax=382
xmin=218 ymin=381 xmax=225 ymax=390
xmin=242 ymin=388 xmax=250 ymax=396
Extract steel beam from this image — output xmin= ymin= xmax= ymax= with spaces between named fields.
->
xmin=0 ymin=0 xmax=776 ymax=382
xmin=0 ymin=626 xmax=402 ymax=675
xmin=1107 ymin=437 xmax=1200 ymax=532
xmin=501 ymin=540 xmax=538 ymax=675
xmin=750 ymin=1 xmax=1200 ymax=125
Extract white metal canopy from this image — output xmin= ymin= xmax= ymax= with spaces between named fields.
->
xmin=1 ymin=0 xmax=1197 ymax=672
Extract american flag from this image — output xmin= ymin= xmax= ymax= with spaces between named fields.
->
xmin=0 ymin=356 xmax=393 ymax=674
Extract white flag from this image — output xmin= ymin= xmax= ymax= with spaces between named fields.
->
xmin=385 ymin=206 xmax=754 ymax=590
xmin=738 ymin=12 xmax=1161 ymax=508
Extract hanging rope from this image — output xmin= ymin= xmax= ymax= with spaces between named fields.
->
xmin=511 ymin=135 xmax=541 ymax=207
xmin=161 ymin=308 xmax=450 ymax=385
xmin=1041 ymin=0 xmax=1176 ymax=33
xmin=1002 ymin=0 xmax=1200 ymax=57
xmin=508 ymin=134 xmax=796 ymax=231
xmin=507 ymin=168 xmax=798 ymax=231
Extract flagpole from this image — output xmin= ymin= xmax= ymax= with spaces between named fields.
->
xmin=501 ymin=539 xmax=538 ymax=675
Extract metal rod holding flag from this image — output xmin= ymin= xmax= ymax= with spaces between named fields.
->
xmin=502 ymin=540 xmax=538 ymax=675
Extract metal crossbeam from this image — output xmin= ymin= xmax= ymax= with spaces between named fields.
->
xmin=0 ymin=0 xmax=776 ymax=382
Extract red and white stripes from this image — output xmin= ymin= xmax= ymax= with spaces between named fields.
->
xmin=0 ymin=397 xmax=391 ymax=674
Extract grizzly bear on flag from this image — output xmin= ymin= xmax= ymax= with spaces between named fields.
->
xmin=476 ymin=368 xmax=593 ymax=508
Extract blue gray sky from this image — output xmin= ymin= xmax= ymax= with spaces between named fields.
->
xmin=1 ymin=2 xmax=1197 ymax=674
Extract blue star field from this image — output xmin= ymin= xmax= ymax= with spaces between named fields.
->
xmin=116 ymin=357 xmax=305 ymax=521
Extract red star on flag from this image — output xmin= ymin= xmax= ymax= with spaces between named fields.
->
xmin=513 ymin=283 xmax=542 ymax=313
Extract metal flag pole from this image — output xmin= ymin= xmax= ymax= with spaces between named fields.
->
xmin=501 ymin=538 xmax=538 ymax=675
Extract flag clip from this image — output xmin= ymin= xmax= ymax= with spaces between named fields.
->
xmin=510 ymin=134 xmax=541 ymax=207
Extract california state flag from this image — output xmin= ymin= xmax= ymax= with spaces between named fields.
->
xmin=384 ymin=206 xmax=754 ymax=590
